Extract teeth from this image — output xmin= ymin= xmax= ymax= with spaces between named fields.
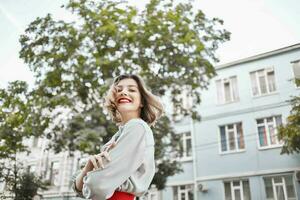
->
xmin=119 ymin=99 xmax=131 ymax=103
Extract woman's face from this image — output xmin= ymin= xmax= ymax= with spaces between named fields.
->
xmin=114 ymin=78 xmax=143 ymax=115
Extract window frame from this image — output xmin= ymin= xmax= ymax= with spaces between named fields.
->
xmin=31 ymin=136 xmax=39 ymax=148
xmin=223 ymin=179 xmax=251 ymax=200
xmin=255 ymin=115 xmax=283 ymax=150
xmin=141 ymin=185 xmax=160 ymax=200
xmin=218 ymin=122 xmax=246 ymax=154
xmin=216 ymin=76 xmax=239 ymax=105
xmin=250 ymin=67 xmax=277 ymax=97
xmin=0 ymin=181 xmax=5 ymax=193
xmin=27 ymin=164 xmax=37 ymax=174
xmin=263 ymin=174 xmax=297 ymax=200
xmin=173 ymin=184 xmax=194 ymax=200
xmin=49 ymin=160 xmax=60 ymax=186
xmin=179 ymin=131 xmax=193 ymax=161
xmin=148 ymin=192 xmax=159 ymax=200
xmin=291 ymin=60 xmax=300 ymax=88
xmin=181 ymin=86 xmax=193 ymax=110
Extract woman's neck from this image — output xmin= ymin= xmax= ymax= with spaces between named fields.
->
xmin=120 ymin=114 xmax=141 ymax=126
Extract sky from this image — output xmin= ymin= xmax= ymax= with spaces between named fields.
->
xmin=0 ymin=0 xmax=300 ymax=88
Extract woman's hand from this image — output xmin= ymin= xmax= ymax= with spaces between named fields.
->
xmin=83 ymin=142 xmax=116 ymax=173
xmin=75 ymin=141 xmax=116 ymax=193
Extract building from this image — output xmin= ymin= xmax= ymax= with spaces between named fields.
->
xmin=1 ymin=44 xmax=300 ymax=200
xmin=12 ymin=137 xmax=81 ymax=200
xmin=162 ymin=43 xmax=300 ymax=200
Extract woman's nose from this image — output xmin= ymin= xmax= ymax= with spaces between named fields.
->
xmin=120 ymin=90 xmax=128 ymax=96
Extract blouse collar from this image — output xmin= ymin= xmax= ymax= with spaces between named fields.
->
xmin=118 ymin=118 xmax=142 ymax=132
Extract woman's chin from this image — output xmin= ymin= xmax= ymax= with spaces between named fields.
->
xmin=118 ymin=107 xmax=134 ymax=113
xmin=118 ymin=108 xmax=141 ymax=115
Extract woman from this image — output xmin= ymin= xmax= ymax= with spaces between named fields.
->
xmin=72 ymin=74 xmax=163 ymax=200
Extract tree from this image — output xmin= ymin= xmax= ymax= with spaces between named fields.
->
xmin=1 ymin=168 xmax=47 ymax=200
xmin=2 ymin=167 xmax=48 ymax=200
xmin=0 ymin=81 xmax=48 ymax=199
xmin=0 ymin=81 xmax=49 ymax=162
xmin=0 ymin=81 xmax=30 ymax=160
xmin=278 ymin=95 xmax=300 ymax=154
xmin=19 ymin=0 xmax=230 ymax=189
xmin=14 ymin=171 xmax=47 ymax=200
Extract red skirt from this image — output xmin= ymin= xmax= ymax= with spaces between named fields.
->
xmin=107 ymin=191 xmax=135 ymax=200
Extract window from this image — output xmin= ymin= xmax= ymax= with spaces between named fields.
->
xmin=50 ymin=161 xmax=60 ymax=186
xmin=180 ymin=132 xmax=192 ymax=159
xmin=147 ymin=191 xmax=159 ymax=200
xmin=291 ymin=60 xmax=300 ymax=87
xmin=263 ymin=175 xmax=296 ymax=200
xmin=173 ymin=184 xmax=194 ymax=200
xmin=0 ymin=181 xmax=5 ymax=192
xmin=32 ymin=136 xmax=39 ymax=148
xmin=27 ymin=165 xmax=36 ymax=174
xmin=216 ymin=76 xmax=239 ymax=104
xmin=220 ymin=123 xmax=245 ymax=153
xmin=256 ymin=116 xmax=282 ymax=148
xmin=173 ymin=86 xmax=193 ymax=122
xmin=141 ymin=185 xmax=159 ymax=200
xmin=181 ymin=86 xmax=193 ymax=110
xmin=250 ymin=68 xmax=276 ymax=96
xmin=224 ymin=180 xmax=251 ymax=200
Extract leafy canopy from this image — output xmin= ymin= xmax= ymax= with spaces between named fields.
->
xmin=18 ymin=0 xmax=230 ymax=189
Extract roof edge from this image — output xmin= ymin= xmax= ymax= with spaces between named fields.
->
xmin=215 ymin=43 xmax=300 ymax=70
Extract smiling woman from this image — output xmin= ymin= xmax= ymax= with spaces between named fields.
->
xmin=105 ymin=74 xmax=164 ymax=127
xmin=114 ymin=79 xmax=143 ymax=125
xmin=72 ymin=74 xmax=164 ymax=200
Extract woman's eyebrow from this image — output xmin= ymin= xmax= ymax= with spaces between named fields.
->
xmin=116 ymin=85 xmax=138 ymax=88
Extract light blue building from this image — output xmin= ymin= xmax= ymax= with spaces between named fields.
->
xmin=162 ymin=44 xmax=300 ymax=200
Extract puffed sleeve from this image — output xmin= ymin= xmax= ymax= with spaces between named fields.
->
xmin=82 ymin=122 xmax=147 ymax=200
xmin=100 ymin=136 xmax=115 ymax=152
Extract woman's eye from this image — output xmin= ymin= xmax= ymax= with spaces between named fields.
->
xmin=129 ymin=89 xmax=136 ymax=92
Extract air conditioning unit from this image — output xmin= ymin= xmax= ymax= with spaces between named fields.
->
xmin=295 ymin=170 xmax=300 ymax=182
xmin=197 ymin=183 xmax=208 ymax=192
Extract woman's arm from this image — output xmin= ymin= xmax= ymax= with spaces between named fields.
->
xmin=72 ymin=142 xmax=115 ymax=195
xmin=82 ymin=122 xmax=147 ymax=200
xmin=71 ymin=169 xmax=86 ymax=197
xmin=74 ymin=167 xmax=88 ymax=195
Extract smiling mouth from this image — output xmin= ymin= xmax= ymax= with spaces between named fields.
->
xmin=118 ymin=98 xmax=132 ymax=103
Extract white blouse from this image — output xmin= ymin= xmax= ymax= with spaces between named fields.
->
xmin=72 ymin=118 xmax=155 ymax=200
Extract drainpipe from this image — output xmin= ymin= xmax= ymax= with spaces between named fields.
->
xmin=190 ymin=117 xmax=198 ymax=200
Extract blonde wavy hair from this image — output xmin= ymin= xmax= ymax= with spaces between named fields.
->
xmin=104 ymin=74 xmax=164 ymax=127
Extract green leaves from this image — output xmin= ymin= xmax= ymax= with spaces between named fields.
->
xmin=0 ymin=82 xmax=50 ymax=199
xmin=14 ymin=171 xmax=48 ymax=200
xmin=278 ymin=96 xmax=300 ymax=154
xmin=1 ymin=165 xmax=48 ymax=200
xmin=0 ymin=81 xmax=49 ymax=158
xmin=0 ymin=81 xmax=30 ymax=157
xmin=16 ymin=0 xmax=230 ymax=189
